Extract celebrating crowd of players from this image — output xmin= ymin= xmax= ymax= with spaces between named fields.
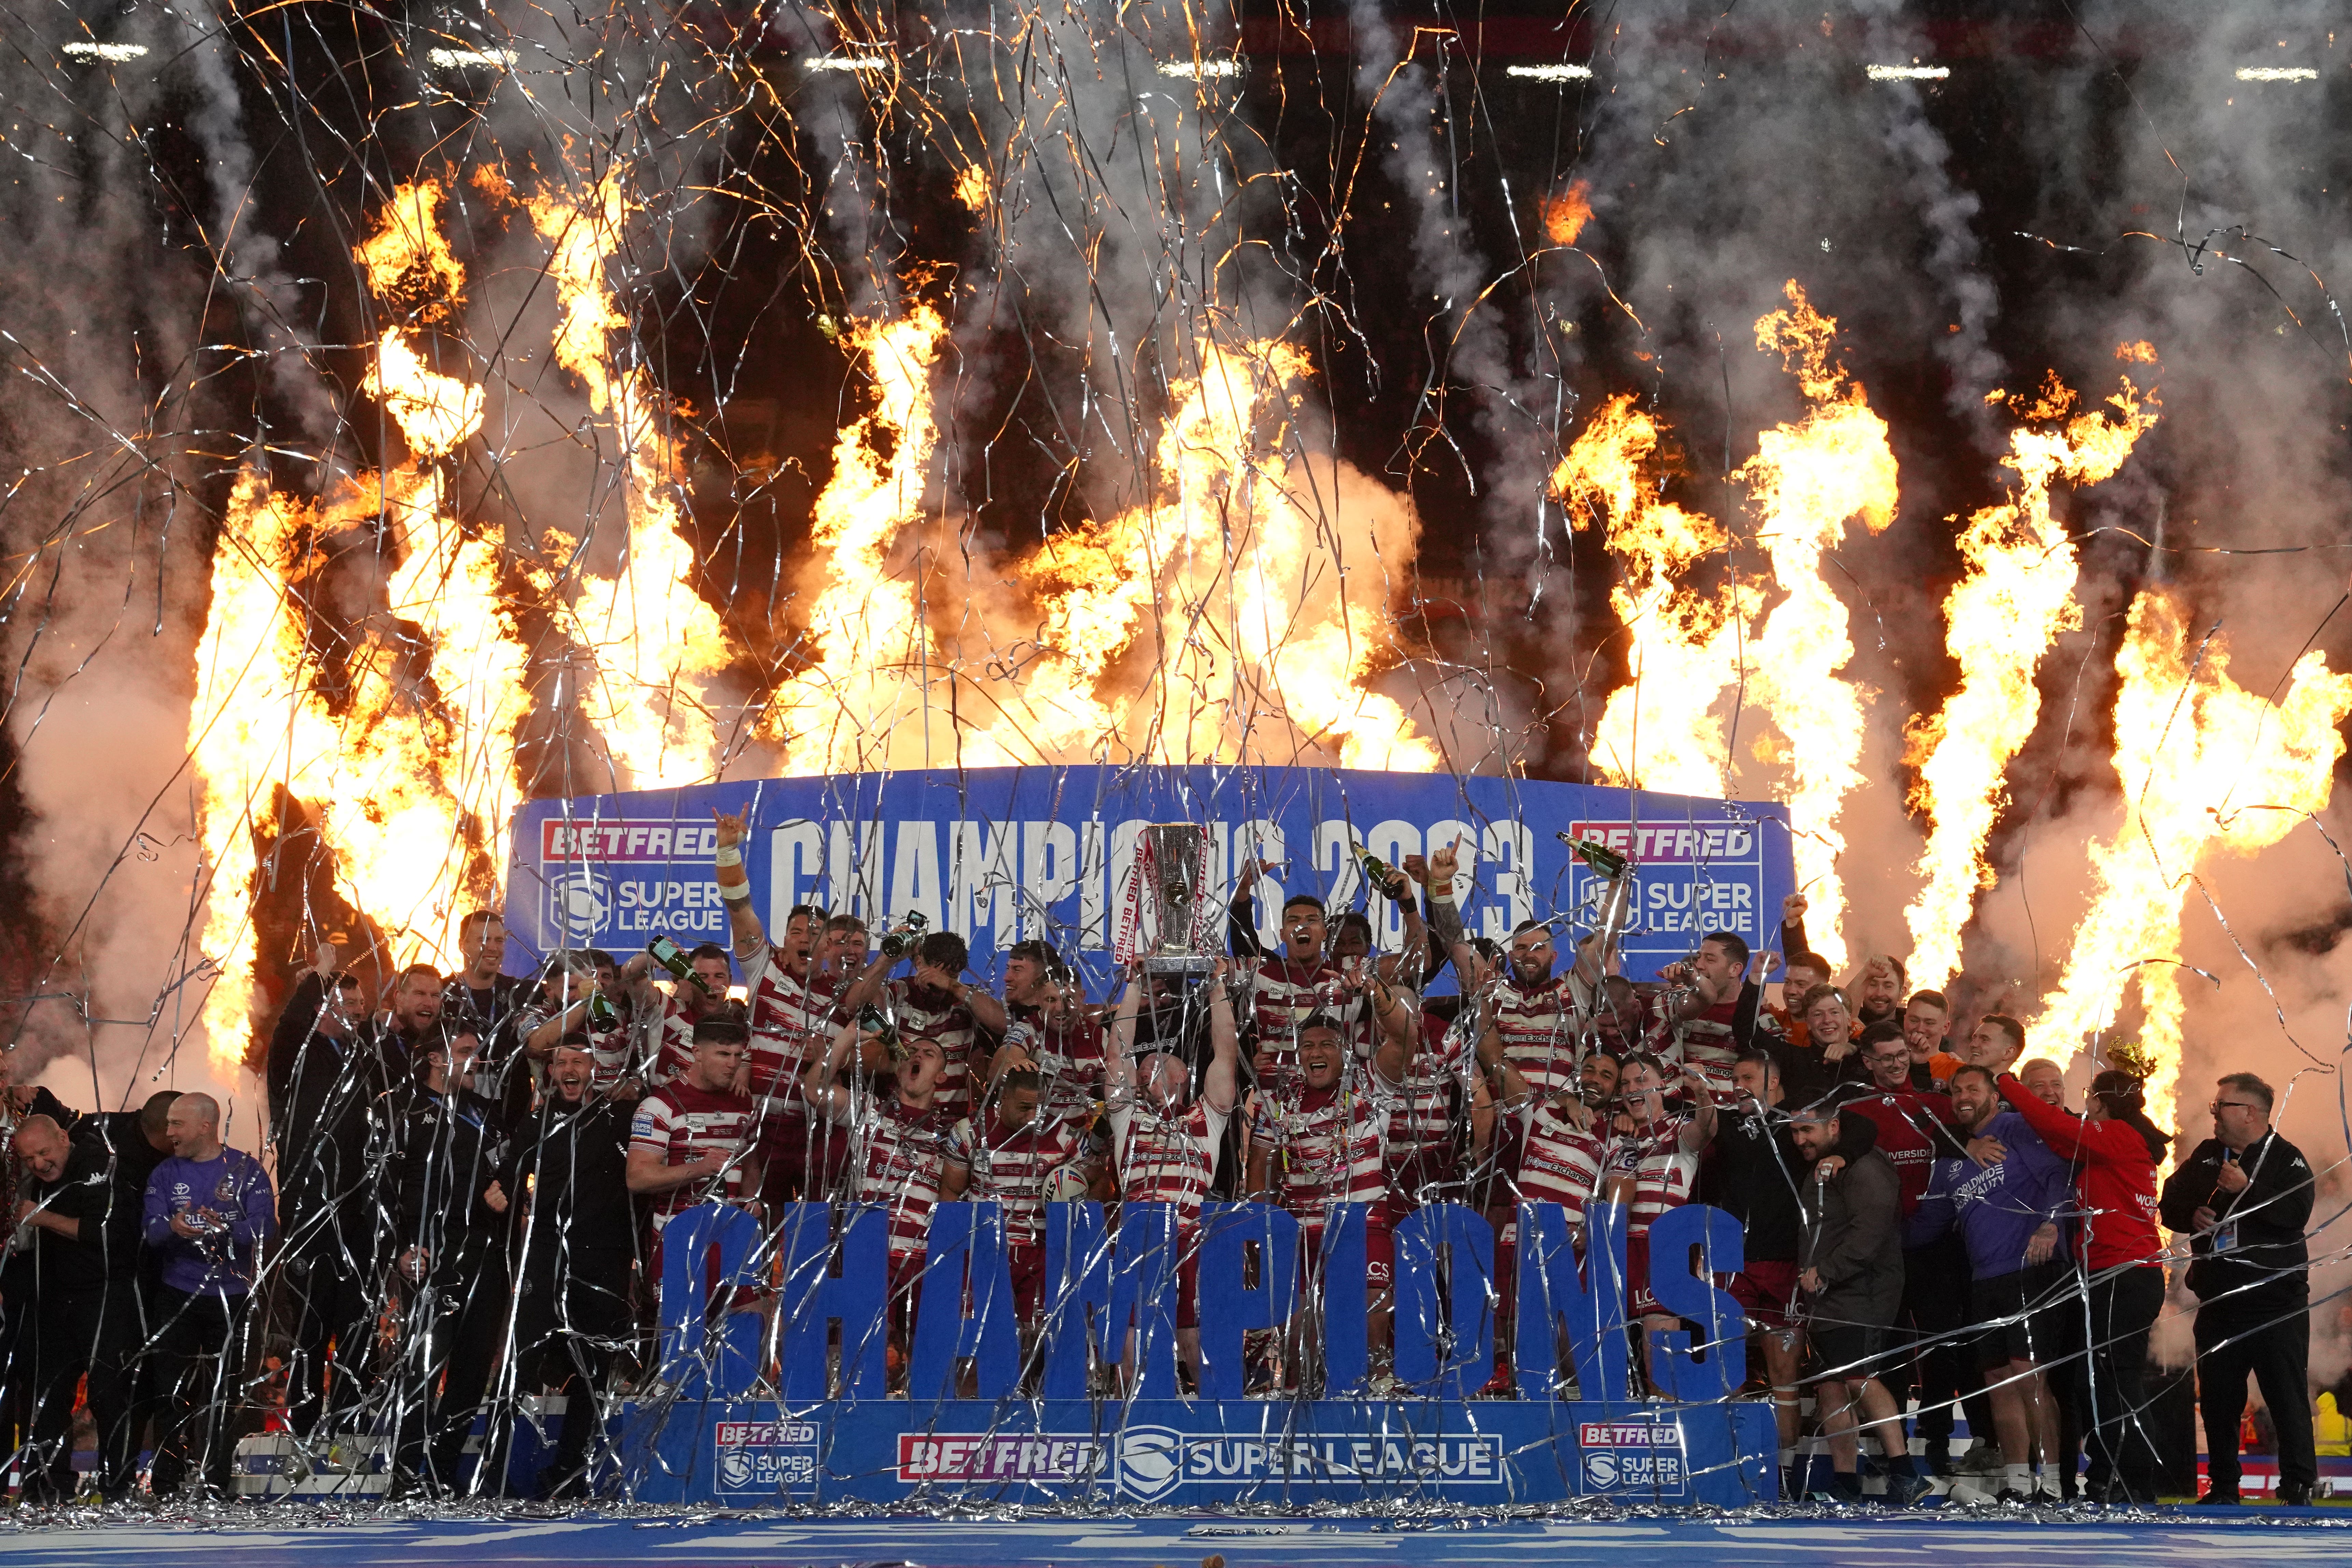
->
xmin=0 ymin=811 xmax=2321 ymax=1508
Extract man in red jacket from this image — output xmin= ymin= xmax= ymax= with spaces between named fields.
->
xmin=1996 ymin=1066 xmax=2169 ymax=1503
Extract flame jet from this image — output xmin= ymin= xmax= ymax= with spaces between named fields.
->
xmin=187 ymin=184 xmax=522 ymax=1069
xmin=1733 ymin=285 xmax=1901 ymax=969
xmin=1552 ymin=284 xmax=1895 ymax=965
xmin=1552 ymin=394 xmax=1755 ymax=796
xmin=2031 ymin=591 xmax=2352 ymax=1135
xmin=1901 ymin=374 xmax=2157 ymax=985
xmin=527 ymin=173 xmax=734 ymax=788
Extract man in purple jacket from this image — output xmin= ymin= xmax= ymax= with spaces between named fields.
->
xmin=1907 ymin=1064 xmax=2074 ymax=1504
xmin=142 ymin=1093 xmax=275 ymax=1499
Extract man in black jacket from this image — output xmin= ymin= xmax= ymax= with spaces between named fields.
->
xmin=1703 ymin=1049 xmax=1876 ymax=1485
xmin=2159 ymin=1072 xmax=2317 ymax=1505
xmin=10 ymin=1116 xmax=117 ymax=1503
xmin=49 ymin=1094 xmax=175 ymax=1500
xmin=501 ymin=1035 xmax=639 ymax=1497
xmin=1792 ymin=1105 xmax=1928 ymax=1506
xmin=390 ymin=1024 xmax=514 ymax=1495
xmin=267 ymin=943 xmax=398 ymax=1442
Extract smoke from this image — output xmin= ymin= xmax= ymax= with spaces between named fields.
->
xmin=0 ymin=30 xmax=240 ymax=1113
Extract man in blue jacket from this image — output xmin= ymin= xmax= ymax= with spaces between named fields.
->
xmin=142 ymin=1093 xmax=276 ymax=1499
xmin=1907 ymin=1064 xmax=2074 ymax=1503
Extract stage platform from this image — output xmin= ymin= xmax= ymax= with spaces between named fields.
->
xmin=2 ymin=1508 xmax=2347 ymax=1568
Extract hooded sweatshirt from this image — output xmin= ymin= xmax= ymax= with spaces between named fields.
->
xmin=1904 ymin=1111 xmax=2074 ymax=1279
xmin=1994 ymin=1074 xmax=2161 ymax=1271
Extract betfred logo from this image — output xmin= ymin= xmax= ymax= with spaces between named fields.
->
xmin=542 ymin=819 xmax=721 ymax=863
xmin=897 ymin=1432 xmax=1108 ymax=1484
xmin=1579 ymin=1422 xmax=1679 ymax=1447
xmin=1567 ymin=822 xmax=1755 ymax=863
xmin=1578 ymin=1418 xmax=1688 ymax=1496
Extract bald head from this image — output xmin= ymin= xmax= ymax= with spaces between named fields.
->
xmin=12 ymin=1114 xmax=68 ymax=1181
xmin=165 ymin=1094 xmax=223 ymax=1160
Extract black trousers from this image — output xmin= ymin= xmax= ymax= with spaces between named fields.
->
xmin=2196 ymin=1290 xmax=2314 ymax=1496
xmin=508 ymin=1247 xmax=634 ymax=1492
xmin=24 ymin=1281 xmax=144 ymax=1500
xmin=2081 ymin=1265 xmax=2165 ymax=1499
xmin=279 ymin=1218 xmax=382 ymax=1439
xmin=150 ymin=1287 xmax=252 ymax=1498
xmin=1898 ymin=1236 xmax=1994 ymax=1449
xmin=396 ymin=1245 xmax=513 ymax=1493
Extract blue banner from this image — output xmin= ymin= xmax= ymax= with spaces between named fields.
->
xmin=502 ymin=767 xmax=1792 ymax=985
xmin=617 ymin=1396 xmax=1777 ymax=1508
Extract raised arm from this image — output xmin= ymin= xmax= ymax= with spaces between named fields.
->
xmin=1677 ymin=1069 xmax=1717 ymax=1151
xmin=1408 ymin=838 xmax=1467 ymax=986
xmin=712 ymin=808 xmax=769 ymax=963
xmin=1203 ymin=961 xmax=1240 ymax=1116
xmin=800 ymin=1016 xmax=865 ymax=1123
xmin=1228 ymin=856 xmax=1276 ymax=959
xmin=1104 ymin=971 xmax=1145 ymax=1107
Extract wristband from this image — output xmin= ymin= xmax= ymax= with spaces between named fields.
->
xmin=720 ymin=882 xmax=753 ymax=903
xmin=714 ymin=844 xmax=743 ymax=867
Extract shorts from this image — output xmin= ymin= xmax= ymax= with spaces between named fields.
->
xmin=1303 ymin=1219 xmax=1396 ymax=1288
xmin=1006 ymin=1241 xmax=1046 ymax=1323
xmin=1807 ymin=1321 xmax=1894 ymax=1381
xmin=1728 ymin=1260 xmax=1800 ymax=1330
xmin=1385 ymin=1147 xmax=1465 ymax=1214
xmin=1625 ymin=1232 xmax=1661 ymax=1317
xmin=759 ymin=1108 xmax=851 ymax=1204
xmin=1971 ymin=1263 xmax=2070 ymax=1370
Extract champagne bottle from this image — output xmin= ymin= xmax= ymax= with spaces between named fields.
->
xmin=1353 ymin=844 xmax=1403 ymax=899
xmin=878 ymin=909 xmax=930 ymax=960
xmin=646 ymin=935 xmax=715 ymax=996
xmin=1557 ymin=832 xmax=1631 ymax=880
xmin=586 ymin=989 xmax=620 ymax=1030
xmin=859 ymin=1002 xmax=901 ymax=1054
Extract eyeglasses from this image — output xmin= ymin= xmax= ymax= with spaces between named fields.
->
xmin=2209 ymin=1101 xmax=2262 ymax=1114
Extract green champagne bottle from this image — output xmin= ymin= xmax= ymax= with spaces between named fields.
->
xmin=647 ymin=935 xmax=716 ymax=996
xmin=878 ymin=909 xmax=931 ymax=960
xmin=1558 ymin=833 xmax=1631 ymax=879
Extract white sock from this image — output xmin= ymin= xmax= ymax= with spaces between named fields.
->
xmin=1779 ymin=1446 xmax=1797 ymax=1469
xmin=2005 ymin=1462 xmax=2031 ymax=1494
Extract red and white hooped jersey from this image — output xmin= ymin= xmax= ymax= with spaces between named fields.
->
xmin=644 ymin=990 xmax=718 ymax=1091
xmin=1109 ymin=1098 xmax=1229 ymax=1226
xmin=629 ymin=1080 xmax=757 ymax=1229
xmin=950 ymin=1114 xmax=1090 ymax=1247
xmin=884 ymin=979 xmax=983 ymax=1124
xmin=1490 ymin=974 xmax=1594 ymax=1102
xmin=1247 ymin=955 xmax=1343 ymax=1098
xmin=1254 ymin=1080 xmax=1392 ymax=1230
xmin=1605 ymin=1116 xmax=1700 ymax=1238
xmin=1511 ymin=1100 xmax=1607 ymax=1228
xmin=740 ymin=950 xmax=845 ymax=1109
xmin=1662 ymin=997 xmax=1742 ymax=1095
xmin=851 ymin=1095 xmax=958 ymax=1259
xmin=1002 ymin=1015 xmax=1109 ymax=1124
xmin=1392 ymin=1009 xmax=1475 ymax=1158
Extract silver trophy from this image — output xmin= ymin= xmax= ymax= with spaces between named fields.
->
xmin=1141 ymin=823 xmax=1218 ymax=974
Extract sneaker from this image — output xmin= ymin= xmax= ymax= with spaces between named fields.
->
xmin=2200 ymin=1488 xmax=2241 ymax=1507
xmin=1992 ymin=1488 xmax=2033 ymax=1506
xmin=2034 ymin=1474 xmax=2065 ymax=1504
xmin=1884 ymin=1469 xmax=1935 ymax=1508
xmin=1475 ymin=1364 xmax=1516 ymax=1399
xmin=2279 ymin=1483 xmax=2315 ymax=1507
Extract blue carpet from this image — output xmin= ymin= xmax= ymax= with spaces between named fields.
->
xmin=5 ymin=1509 xmax=2349 ymax=1567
